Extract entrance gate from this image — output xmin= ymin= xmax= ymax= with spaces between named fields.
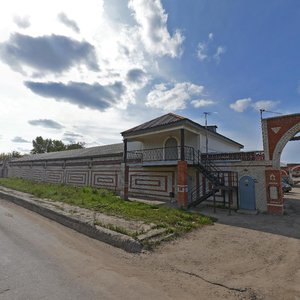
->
xmin=262 ymin=113 xmax=300 ymax=214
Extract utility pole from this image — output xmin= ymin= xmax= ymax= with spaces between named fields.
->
xmin=260 ymin=109 xmax=265 ymax=120
xmin=204 ymin=112 xmax=209 ymax=164
xmin=260 ymin=109 xmax=282 ymax=151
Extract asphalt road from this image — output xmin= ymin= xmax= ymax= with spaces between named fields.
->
xmin=1 ymin=193 xmax=299 ymax=300
xmin=0 ymin=198 xmax=172 ymax=300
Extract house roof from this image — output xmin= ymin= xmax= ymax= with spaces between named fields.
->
xmin=121 ymin=113 xmax=243 ymax=148
xmin=122 ymin=113 xmax=185 ymax=134
xmin=12 ymin=143 xmax=123 ymax=162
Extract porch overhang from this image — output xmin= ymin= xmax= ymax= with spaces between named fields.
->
xmin=121 ymin=117 xmax=243 ymax=149
xmin=122 ymin=122 xmax=198 ymax=141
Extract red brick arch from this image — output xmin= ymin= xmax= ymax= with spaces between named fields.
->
xmin=291 ymin=165 xmax=300 ymax=172
xmin=261 ymin=114 xmax=300 ymax=214
xmin=262 ymin=114 xmax=300 ymax=168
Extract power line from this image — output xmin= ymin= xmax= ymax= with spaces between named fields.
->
xmin=260 ymin=109 xmax=282 ymax=120
xmin=203 ymin=112 xmax=218 ymax=161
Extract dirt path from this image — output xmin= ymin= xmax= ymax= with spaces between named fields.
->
xmin=131 ymin=187 xmax=300 ymax=299
xmin=133 ymin=222 xmax=299 ymax=299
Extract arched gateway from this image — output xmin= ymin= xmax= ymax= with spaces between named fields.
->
xmin=262 ymin=113 xmax=300 ymax=214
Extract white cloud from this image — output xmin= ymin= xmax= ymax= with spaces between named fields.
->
xmin=128 ymin=0 xmax=184 ymax=57
xmin=214 ymin=46 xmax=226 ymax=63
xmin=197 ymin=42 xmax=208 ymax=61
xmin=146 ymin=82 xmax=204 ymax=111
xmin=0 ymin=0 xmax=172 ymax=116
xmin=230 ymin=98 xmax=252 ymax=112
xmin=197 ymin=33 xmax=225 ymax=63
xmin=252 ymin=100 xmax=280 ymax=111
xmin=230 ymin=98 xmax=280 ymax=113
xmin=191 ymin=99 xmax=216 ymax=108
xmin=0 ymin=0 xmax=160 ymax=152
xmin=13 ymin=15 xmax=31 ymax=29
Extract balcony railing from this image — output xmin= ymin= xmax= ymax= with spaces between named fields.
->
xmin=201 ymin=151 xmax=265 ymax=161
xmin=127 ymin=147 xmax=265 ymax=164
xmin=127 ymin=146 xmax=195 ymax=164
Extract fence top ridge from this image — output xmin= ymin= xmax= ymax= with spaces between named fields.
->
xmin=10 ymin=143 xmax=124 ymax=163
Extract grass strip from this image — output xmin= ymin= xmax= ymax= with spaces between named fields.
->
xmin=0 ymin=177 xmax=213 ymax=235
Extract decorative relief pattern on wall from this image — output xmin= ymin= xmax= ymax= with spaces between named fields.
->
xmin=129 ymin=170 xmax=175 ymax=198
xmin=130 ymin=175 xmax=168 ymax=192
xmin=32 ymin=169 xmax=45 ymax=182
xmin=46 ymin=170 xmax=64 ymax=183
xmin=91 ymin=171 xmax=118 ymax=189
xmin=66 ymin=170 xmax=89 ymax=186
xmin=5 ymin=158 xmax=122 ymax=192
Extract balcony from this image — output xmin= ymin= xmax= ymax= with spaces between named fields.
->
xmin=127 ymin=147 xmax=265 ymax=166
xmin=127 ymin=146 xmax=197 ymax=166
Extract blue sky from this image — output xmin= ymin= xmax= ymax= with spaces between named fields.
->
xmin=0 ymin=0 xmax=299 ymax=162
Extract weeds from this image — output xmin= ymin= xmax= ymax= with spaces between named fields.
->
xmin=0 ymin=177 xmax=213 ymax=235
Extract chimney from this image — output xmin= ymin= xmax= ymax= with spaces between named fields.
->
xmin=207 ymin=125 xmax=218 ymax=133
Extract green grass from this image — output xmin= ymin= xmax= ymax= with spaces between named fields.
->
xmin=0 ymin=177 xmax=213 ymax=235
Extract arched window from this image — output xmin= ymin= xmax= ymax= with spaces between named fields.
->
xmin=165 ymin=137 xmax=178 ymax=160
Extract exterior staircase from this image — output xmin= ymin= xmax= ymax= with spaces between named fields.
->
xmin=188 ymin=158 xmax=230 ymax=208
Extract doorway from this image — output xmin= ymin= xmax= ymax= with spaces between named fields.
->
xmin=165 ymin=137 xmax=178 ymax=160
xmin=239 ymin=176 xmax=256 ymax=210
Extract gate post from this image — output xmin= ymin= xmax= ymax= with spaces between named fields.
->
xmin=265 ymin=169 xmax=283 ymax=215
xmin=177 ymin=160 xmax=188 ymax=207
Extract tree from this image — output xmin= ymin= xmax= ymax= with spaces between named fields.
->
xmin=31 ymin=136 xmax=53 ymax=154
xmin=50 ymin=140 xmax=66 ymax=152
xmin=0 ymin=151 xmax=23 ymax=160
xmin=66 ymin=142 xmax=85 ymax=150
xmin=31 ymin=136 xmax=85 ymax=154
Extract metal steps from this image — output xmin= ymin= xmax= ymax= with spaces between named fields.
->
xmin=188 ymin=159 xmax=224 ymax=208
xmin=188 ymin=190 xmax=215 ymax=208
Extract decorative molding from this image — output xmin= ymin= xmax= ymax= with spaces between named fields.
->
xmin=92 ymin=171 xmax=118 ymax=189
xmin=271 ymin=127 xmax=281 ymax=134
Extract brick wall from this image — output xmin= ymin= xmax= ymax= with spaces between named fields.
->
xmin=0 ymin=153 xmax=280 ymax=213
xmin=1 ymin=155 xmax=178 ymax=201
xmin=214 ymin=160 xmax=271 ymax=212
xmin=4 ymin=155 xmax=123 ymax=193
xmin=262 ymin=114 xmax=300 ymax=167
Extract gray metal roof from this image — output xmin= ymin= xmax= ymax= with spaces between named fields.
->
xmin=121 ymin=113 xmax=185 ymax=135
xmin=12 ymin=143 xmax=123 ymax=162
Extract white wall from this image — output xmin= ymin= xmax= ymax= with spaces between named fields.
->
xmin=199 ymin=132 xmax=241 ymax=154
xmin=128 ymin=128 xmax=241 ymax=154
xmin=128 ymin=141 xmax=143 ymax=151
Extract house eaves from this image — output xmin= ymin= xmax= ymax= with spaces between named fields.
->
xmin=122 ymin=118 xmax=243 ymax=149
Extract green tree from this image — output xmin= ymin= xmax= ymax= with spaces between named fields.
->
xmin=31 ymin=136 xmax=53 ymax=154
xmin=0 ymin=151 xmax=23 ymax=160
xmin=50 ymin=140 xmax=66 ymax=152
xmin=66 ymin=142 xmax=85 ymax=150
xmin=31 ymin=137 xmax=85 ymax=154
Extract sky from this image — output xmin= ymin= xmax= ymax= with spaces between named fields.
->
xmin=0 ymin=0 xmax=299 ymax=162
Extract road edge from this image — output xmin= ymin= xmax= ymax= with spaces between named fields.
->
xmin=0 ymin=189 xmax=143 ymax=253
